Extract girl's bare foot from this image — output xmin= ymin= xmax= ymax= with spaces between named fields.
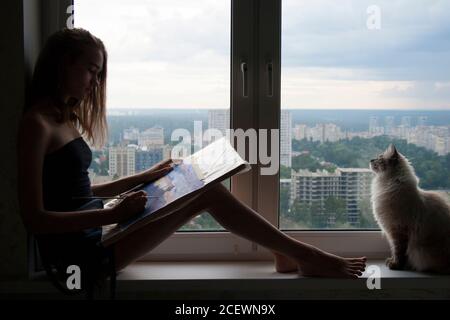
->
xmin=294 ymin=247 xmax=366 ymax=278
xmin=273 ymin=252 xmax=298 ymax=273
xmin=274 ymin=250 xmax=366 ymax=278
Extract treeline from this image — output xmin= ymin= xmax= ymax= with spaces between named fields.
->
xmin=292 ymin=136 xmax=450 ymax=190
xmin=280 ymin=195 xmax=377 ymax=229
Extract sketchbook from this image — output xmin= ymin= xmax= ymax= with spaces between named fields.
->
xmin=100 ymin=137 xmax=251 ymax=246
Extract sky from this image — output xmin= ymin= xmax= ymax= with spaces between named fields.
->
xmin=74 ymin=0 xmax=450 ymax=110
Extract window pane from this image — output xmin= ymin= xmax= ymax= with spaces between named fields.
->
xmin=280 ymin=0 xmax=450 ymax=230
xmin=75 ymin=0 xmax=230 ymax=231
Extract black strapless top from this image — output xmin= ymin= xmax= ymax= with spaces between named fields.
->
xmin=37 ymin=137 xmax=114 ymax=293
xmin=43 ymin=137 xmax=94 ymax=211
xmin=38 ymin=135 xmax=102 ymax=256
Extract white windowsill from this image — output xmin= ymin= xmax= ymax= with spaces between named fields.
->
xmin=118 ymin=260 xmax=441 ymax=281
xmin=115 ymin=260 xmax=450 ymax=299
xmin=3 ymin=260 xmax=449 ymax=299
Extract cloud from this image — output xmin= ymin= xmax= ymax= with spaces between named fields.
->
xmin=74 ymin=0 xmax=450 ymax=110
xmin=75 ymin=0 xmax=230 ymax=108
xmin=382 ymin=81 xmax=450 ymax=101
xmin=282 ymin=0 xmax=450 ymax=81
xmin=76 ymin=0 xmax=229 ymax=63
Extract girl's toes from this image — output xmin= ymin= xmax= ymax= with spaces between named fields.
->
xmin=352 ymin=263 xmax=366 ymax=271
xmin=349 ymin=269 xmax=362 ymax=277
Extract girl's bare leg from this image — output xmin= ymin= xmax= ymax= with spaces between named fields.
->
xmin=204 ymin=184 xmax=366 ymax=278
xmin=272 ymin=251 xmax=298 ymax=273
xmin=112 ymin=184 xmax=366 ymax=278
xmin=112 ymin=191 xmax=213 ymax=271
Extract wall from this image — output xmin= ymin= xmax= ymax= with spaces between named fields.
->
xmin=0 ymin=0 xmax=73 ymax=281
xmin=0 ymin=0 xmax=27 ymax=279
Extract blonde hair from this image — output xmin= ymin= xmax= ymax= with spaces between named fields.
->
xmin=26 ymin=28 xmax=108 ymax=148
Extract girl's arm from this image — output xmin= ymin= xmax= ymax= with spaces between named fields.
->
xmin=91 ymin=172 xmax=147 ymax=197
xmin=91 ymin=158 xmax=175 ymax=197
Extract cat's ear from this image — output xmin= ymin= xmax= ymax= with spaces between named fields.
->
xmin=387 ymin=144 xmax=399 ymax=160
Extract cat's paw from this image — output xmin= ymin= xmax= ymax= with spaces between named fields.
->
xmin=386 ymin=257 xmax=404 ymax=270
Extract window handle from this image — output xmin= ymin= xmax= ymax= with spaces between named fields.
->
xmin=240 ymin=61 xmax=248 ymax=98
xmin=267 ymin=61 xmax=273 ymax=97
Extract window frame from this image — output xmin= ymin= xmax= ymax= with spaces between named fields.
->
xmin=141 ymin=0 xmax=389 ymax=261
xmin=47 ymin=0 xmax=390 ymax=262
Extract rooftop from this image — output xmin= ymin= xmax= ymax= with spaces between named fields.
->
xmin=292 ymin=168 xmax=373 ymax=177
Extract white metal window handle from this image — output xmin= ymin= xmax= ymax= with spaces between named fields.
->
xmin=240 ymin=61 xmax=248 ymax=98
xmin=267 ymin=61 xmax=273 ymax=97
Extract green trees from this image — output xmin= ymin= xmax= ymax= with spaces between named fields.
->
xmin=292 ymin=199 xmax=313 ymax=226
xmin=358 ymin=197 xmax=378 ymax=229
xmin=291 ymin=154 xmax=323 ymax=172
xmin=289 ymin=154 xmax=336 ymax=173
xmin=90 ymin=150 xmax=109 ymax=175
xmin=283 ymin=197 xmax=350 ymax=229
xmin=180 ymin=212 xmax=223 ymax=231
xmin=279 ymin=185 xmax=290 ymax=216
xmin=279 ymin=165 xmax=291 ymax=179
xmin=323 ymin=196 xmax=348 ymax=228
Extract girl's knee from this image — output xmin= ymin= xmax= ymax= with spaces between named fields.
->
xmin=213 ymin=182 xmax=229 ymax=193
xmin=209 ymin=183 xmax=230 ymax=198
xmin=198 ymin=183 xmax=227 ymax=204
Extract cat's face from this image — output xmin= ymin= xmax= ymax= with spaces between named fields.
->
xmin=370 ymin=144 xmax=400 ymax=175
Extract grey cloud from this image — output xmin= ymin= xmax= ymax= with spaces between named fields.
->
xmin=282 ymin=0 xmax=450 ymax=81
xmin=382 ymin=81 xmax=450 ymax=100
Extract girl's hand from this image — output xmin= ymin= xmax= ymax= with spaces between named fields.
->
xmin=139 ymin=158 xmax=179 ymax=184
xmin=153 ymin=158 xmax=175 ymax=170
xmin=112 ymin=190 xmax=148 ymax=222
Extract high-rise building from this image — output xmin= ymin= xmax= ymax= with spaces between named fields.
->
xmin=123 ymin=127 xmax=140 ymax=141
xmin=369 ymin=116 xmax=385 ymax=136
xmin=138 ymin=126 xmax=164 ymax=147
xmin=432 ymin=135 xmax=447 ymax=156
xmin=109 ymin=146 xmax=136 ymax=177
xmin=308 ymin=125 xmax=324 ymax=142
xmin=293 ymin=124 xmax=308 ymax=141
xmin=323 ymin=123 xmax=343 ymax=142
xmin=281 ymin=110 xmax=292 ymax=167
xmin=446 ymin=136 xmax=450 ymax=155
xmin=306 ymin=123 xmax=344 ymax=143
xmin=339 ymin=168 xmax=373 ymax=225
xmin=401 ymin=116 xmax=411 ymax=128
xmin=384 ymin=116 xmax=395 ymax=135
xmin=369 ymin=116 xmax=378 ymax=134
xmin=291 ymin=168 xmax=373 ymax=226
xmin=208 ymin=109 xmax=230 ymax=136
xmin=135 ymin=147 xmax=164 ymax=173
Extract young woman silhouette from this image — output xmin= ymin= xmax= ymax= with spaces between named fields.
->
xmin=17 ymin=28 xmax=366 ymax=290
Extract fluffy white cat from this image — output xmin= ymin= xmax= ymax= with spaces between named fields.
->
xmin=370 ymin=144 xmax=450 ymax=273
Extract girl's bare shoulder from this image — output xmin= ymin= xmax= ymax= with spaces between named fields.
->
xmin=22 ymin=101 xmax=64 ymax=129
xmin=19 ymin=104 xmax=57 ymax=144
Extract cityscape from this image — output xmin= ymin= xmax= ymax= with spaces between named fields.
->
xmin=87 ymin=109 xmax=450 ymax=230
xmin=294 ymin=116 xmax=450 ymax=156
